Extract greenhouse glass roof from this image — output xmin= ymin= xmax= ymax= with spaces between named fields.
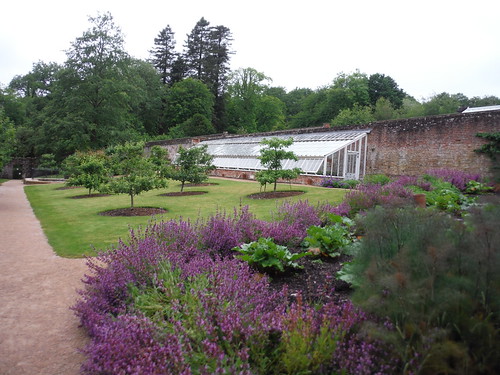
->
xmin=198 ymin=130 xmax=370 ymax=174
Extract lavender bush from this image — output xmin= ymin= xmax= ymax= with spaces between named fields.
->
xmin=320 ymin=177 xmax=359 ymax=189
xmin=426 ymin=168 xmax=481 ymax=191
xmin=341 ymin=182 xmax=414 ymax=216
xmin=74 ymin=201 xmax=398 ymax=374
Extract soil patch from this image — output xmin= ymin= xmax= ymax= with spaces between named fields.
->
xmin=99 ymin=207 xmax=168 ymax=216
xmin=160 ymin=191 xmax=208 ymax=197
xmin=183 ymin=183 xmax=218 ymax=187
xmin=267 ymin=253 xmax=352 ymax=304
xmin=70 ymin=193 xmax=111 ymax=199
xmin=247 ymin=191 xmax=305 ymax=199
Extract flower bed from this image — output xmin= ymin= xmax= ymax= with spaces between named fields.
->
xmin=74 ymin=170 xmax=499 ymax=374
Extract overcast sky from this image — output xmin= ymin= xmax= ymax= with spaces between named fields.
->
xmin=1 ymin=0 xmax=499 ymax=101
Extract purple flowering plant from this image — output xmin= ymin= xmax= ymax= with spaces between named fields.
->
xmin=73 ymin=199 xmax=400 ymax=374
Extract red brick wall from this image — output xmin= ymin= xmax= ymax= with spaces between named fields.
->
xmin=364 ymin=111 xmax=499 ymax=177
xmin=210 ymin=169 xmax=325 ymax=186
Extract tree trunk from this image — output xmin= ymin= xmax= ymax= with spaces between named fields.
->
xmin=181 ymin=181 xmax=185 ymax=192
xmin=130 ymin=194 xmax=134 ymax=208
xmin=273 ymin=180 xmax=277 ymax=192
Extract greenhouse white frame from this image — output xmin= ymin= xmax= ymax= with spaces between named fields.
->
xmin=197 ymin=129 xmax=370 ymax=180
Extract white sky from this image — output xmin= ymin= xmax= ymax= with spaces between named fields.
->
xmin=1 ymin=0 xmax=499 ymax=101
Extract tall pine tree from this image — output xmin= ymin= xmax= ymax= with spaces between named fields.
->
xmin=184 ymin=17 xmax=211 ymax=81
xmin=184 ymin=18 xmax=233 ymax=132
xmin=149 ymin=25 xmax=177 ymax=85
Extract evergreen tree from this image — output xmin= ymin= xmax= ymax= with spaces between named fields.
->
xmin=184 ymin=18 xmax=233 ymax=132
xmin=184 ymin=17 xmax=211 ymax=81
xmin=207 ymin=25 xmax=233 ymax=131
xmin=170 ymin=55 xmax=189 ymax=86
xmin=368 ymin=73 xmax=406 ymax=108
xmin=149 ymin=25 xmax=177 ymax=85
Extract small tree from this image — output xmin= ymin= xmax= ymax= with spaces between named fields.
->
xmin=37 ymin=153 xmax=59 ymax=176
xmin=65 ymin=151 xmax=110 ymax=196
xmin=256 ymin=137 xmax=301 ymax=192
xmin=148 ymin=145 xmax=172 ymax=179
xmin=171 ymin=145 xmax=215 ymax=192
xmin=103 ymin=142 xmax=168 ymax=207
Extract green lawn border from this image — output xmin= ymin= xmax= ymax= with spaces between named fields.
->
xmin=24 ymin=177 xmax=346 ymax=258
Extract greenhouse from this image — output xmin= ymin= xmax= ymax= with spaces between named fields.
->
xmin=197 ymin=129 xmax=370 ymax=180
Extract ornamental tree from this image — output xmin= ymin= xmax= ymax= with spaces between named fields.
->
xmin=256 ymin=137 xmax=301 ymax=191
xmin=171 ymin=145 xmax=215 ymax=192
xmin=65 ymin=151 xmax=110 ymax=196
xmin=103 ymin=142 xmax=168 ymax=207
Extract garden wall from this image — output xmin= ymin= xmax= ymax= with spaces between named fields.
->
xmin=145 ymin=110 xmax=500 ymax=184
xmin=212 ymin=168 xmax=323 ymax=185
xmin=363 ymin=110 xmax=500 ymax=177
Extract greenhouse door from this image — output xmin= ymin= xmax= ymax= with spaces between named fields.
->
xmin=345 ymin=151 xmax=360 ymax=180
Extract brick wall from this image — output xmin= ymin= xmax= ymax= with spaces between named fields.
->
xmin=211 ymin=168 xmax=324 ymax=186
xmin=363 ymin=111 xmax=499 ymax=177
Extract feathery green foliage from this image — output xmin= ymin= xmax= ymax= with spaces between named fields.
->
xmin=344 ymin=205 xmax=500 ymax=373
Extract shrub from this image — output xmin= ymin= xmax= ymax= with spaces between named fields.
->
xmin=273 ymin=200 xmax=322 ymax=233
xmin=198 ymin=211 xmax=242 ymax=257
xmin=342 ymin=182 xmax=414 ymax=216
xmin=233 ymin=237 xmax=309 ymax=273
xmin=320 ymin=177 xmax=359 ymax=189
xmin=344 ymin=205 xmax=500 ymax=374
xmin=426 ymin=168 xmax=481 ymax=191
xmin=414 ymin=176 xmax=475 ymax=214
xmin=277 ymin=296 xmax=400 ymax=374
xmin=391 ymin=175 xmax=432 ymax=191
xmin=464 ymin=179 xmax=493 ymax=194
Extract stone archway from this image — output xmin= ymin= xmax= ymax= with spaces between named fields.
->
xmin=1 ymin=157 xmax=37 ymax=179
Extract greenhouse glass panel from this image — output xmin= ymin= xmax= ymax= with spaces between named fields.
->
xmin=198 ymin=129 xmax=370 ymax=178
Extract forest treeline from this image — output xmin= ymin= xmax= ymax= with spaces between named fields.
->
xmin=1 ymin=12 xmax=499 ymax=164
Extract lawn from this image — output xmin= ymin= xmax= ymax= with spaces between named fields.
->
xmin=25 ymin=177 xmax=346 ymax=258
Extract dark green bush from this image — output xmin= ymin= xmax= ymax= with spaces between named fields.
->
xmin=343 ymin=204 xmax=500 ymax=374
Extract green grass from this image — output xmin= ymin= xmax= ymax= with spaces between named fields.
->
xmin=0 ymin=179 xmax=8 ymax=184
xmin=25 ymin=178 xmax=346 ymax=258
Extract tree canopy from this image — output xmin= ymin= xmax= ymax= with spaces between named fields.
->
xmin=103 ymin=142 xmax=168 ymax=207
xmin=1 ymin=12 xmax=499 ymax=165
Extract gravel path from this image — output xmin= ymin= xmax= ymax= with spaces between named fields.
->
xmin=0 ymin=180 xmax=88 ymax=375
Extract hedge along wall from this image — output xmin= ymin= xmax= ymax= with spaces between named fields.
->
xmin=145 ymin=110 xmax=500 ymax=182
xmin=363 ymin=111 xmax=500 ymax=177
